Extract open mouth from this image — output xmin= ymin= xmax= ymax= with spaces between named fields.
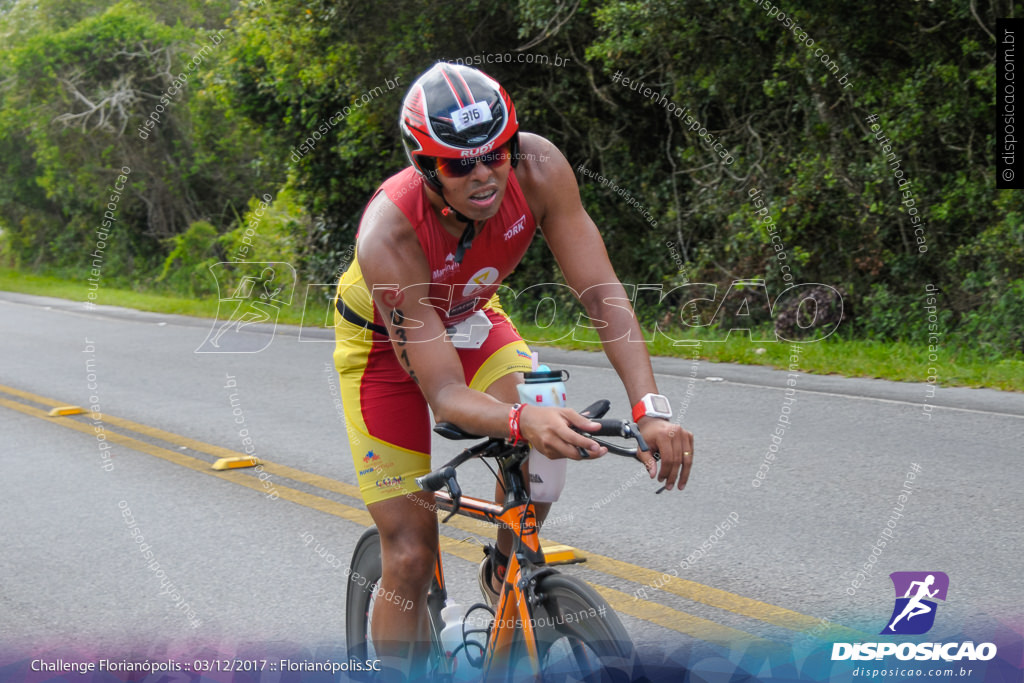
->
xmin=468 ymin=188 xmax=498 ymax=206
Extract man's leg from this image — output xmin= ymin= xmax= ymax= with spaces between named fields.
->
xmin=335 ymin=322 xmax=438 ymax=678
xmin=366 ymin=490 xmax=439 ymax=678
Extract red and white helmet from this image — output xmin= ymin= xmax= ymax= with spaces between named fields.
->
xmin=400 ymin=62 xmax=520 ymax=190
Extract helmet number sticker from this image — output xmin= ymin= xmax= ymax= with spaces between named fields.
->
xmin=452 ymin=101 xmax=492 ymax=133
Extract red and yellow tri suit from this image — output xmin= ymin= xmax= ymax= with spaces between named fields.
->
xmin=333 ymin=166 xmax=536 ymax=503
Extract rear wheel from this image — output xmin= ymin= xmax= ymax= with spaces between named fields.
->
xmin=513 ymin=573 xmax=638 ymax=682
xmin=345 ymin=527 xmax=383 ymax=673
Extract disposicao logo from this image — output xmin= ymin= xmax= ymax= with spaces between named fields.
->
xmin=831 ymin=571 xmax=997 ymax=662
xmin=882 ymin=571 xmax=947 ymax=635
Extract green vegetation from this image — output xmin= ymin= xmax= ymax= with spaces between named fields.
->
xmin=517 ymin=320 xmax=1024 ymax=392
xmin=0 ymin=267 xmax=229 ymax=320
xmin=0 ymin=266 xmax=314 ymax=323
xmin=4 ymin=266 xmax=1020 ymax=391
xmin=0 ymin=1 xmax=1020 ymax=385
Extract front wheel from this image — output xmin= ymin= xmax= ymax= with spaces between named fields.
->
xmin=520 ymin=573 xmax=639 ymax=682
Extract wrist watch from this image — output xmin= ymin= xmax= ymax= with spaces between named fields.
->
xmin=632 ymin=393 xmax=672 ymax=422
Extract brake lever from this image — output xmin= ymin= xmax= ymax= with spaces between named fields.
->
xmin=620 ymin=422 xmax=668 ymax=495
xmin=442 ymin=477 xmax=462 ymax=523
xmin=622 ymin=421 xmax=650 ymax=454
xmin=572 ymin=420 xmax=667 ymax=494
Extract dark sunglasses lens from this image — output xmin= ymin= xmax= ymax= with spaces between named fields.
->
xmin=436 ymin=144 xmax=511 ymax=178
xmin=485 ymin=146 xmax=511 ymax=167
xmin=436 ymin=156 xmax=476 ymax=177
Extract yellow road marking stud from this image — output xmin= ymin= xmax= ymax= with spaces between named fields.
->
xmin=212 ymin=456 xmax=262 ymax=470
xmin=543 ymin=544 xmax=583 ymax=565
xmin=47 ymin=406 xmax=84 ymax=417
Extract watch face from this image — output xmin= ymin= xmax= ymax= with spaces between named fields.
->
xmin=650 ymin=394 xmax=671 ymax=415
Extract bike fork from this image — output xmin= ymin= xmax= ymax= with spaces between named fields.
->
xmin=482 ymin=556 xmax=560 ymax=680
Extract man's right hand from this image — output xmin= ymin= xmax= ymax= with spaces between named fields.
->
xmin=519 ymin=405 xmax=608 ymax=460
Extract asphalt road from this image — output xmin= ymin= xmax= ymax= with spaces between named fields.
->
xmin=1 ymin=291 xmax=1021 ymax=680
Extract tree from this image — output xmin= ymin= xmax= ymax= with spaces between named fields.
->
xmin=0 ymin=0 xmax=278 ymax=283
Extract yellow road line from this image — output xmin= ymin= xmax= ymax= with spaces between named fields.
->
xmin=0 ymin=395 xmax=374 ymax=528
xmin=572 ymin=551 xmax=867 ymax=642
xmin=0 ymin=382 xmax=366 ymax=493
xmin=592 ymin=584 xmax=772 ymax=648
xmin=1 ymin=383 xmax=860 ymax=642
xmin=0 ymin=384 xmax=78 ymax=408
xmin=0 ymin=383 xmax=363 ymax=498
xmin=4 ymin=390 xmax=764 ymax=644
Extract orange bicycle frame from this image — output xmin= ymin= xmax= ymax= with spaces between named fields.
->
xmin=431 ymin=488 xmax=546 ymax=676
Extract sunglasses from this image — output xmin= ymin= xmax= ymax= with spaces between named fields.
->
xmin=433 ymin=143 xmax=512 ymax=179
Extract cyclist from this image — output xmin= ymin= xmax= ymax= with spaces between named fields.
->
xmin=333 ymin=62 xmax=694 ymax=677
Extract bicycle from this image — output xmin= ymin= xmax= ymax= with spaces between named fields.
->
xmin=346 ymin=397 xmax=654 ymax=681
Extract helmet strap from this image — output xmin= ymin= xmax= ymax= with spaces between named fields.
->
xmin=439 ymin=191 xmax=478 ymax=264
xmin=453 ymin=222 xmax=476 ymax=264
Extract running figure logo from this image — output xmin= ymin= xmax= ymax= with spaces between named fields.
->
xmin=881 ymin=571 xmax=949 ymax=635
xmin=195 ymin=262 xmax=296 ymax=353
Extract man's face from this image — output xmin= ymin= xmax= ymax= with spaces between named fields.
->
xmin=434 ymin=143 xmax=513 ymax=222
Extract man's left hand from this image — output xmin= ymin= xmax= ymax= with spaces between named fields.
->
xmin=635 ymin=418 xmax=693 ymax=491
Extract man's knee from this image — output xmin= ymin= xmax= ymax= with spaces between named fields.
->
xmin=371 ymin=494 xmax=438 ymax=589
xmin=382 ymin=540 xmax=436 ymax=589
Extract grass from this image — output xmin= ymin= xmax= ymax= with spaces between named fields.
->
xmin=511 ymin=321 xmax=1024 ymax=392
xmin=0 ymin=267 xmax=310 ymax=325
xmin=3 ymin=266 xmax=1021 ymax=391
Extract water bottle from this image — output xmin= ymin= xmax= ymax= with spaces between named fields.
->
xmin=517 ymin=364 xmax=569 ymax=503
xmin=439 ymin=600 xmax=471 ymax=674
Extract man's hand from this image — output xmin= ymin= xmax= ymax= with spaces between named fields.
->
xmin=520 ymin=405 xmax=608 ymax=460
xmin=635 ymin=418 xmax=693 ymax=491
